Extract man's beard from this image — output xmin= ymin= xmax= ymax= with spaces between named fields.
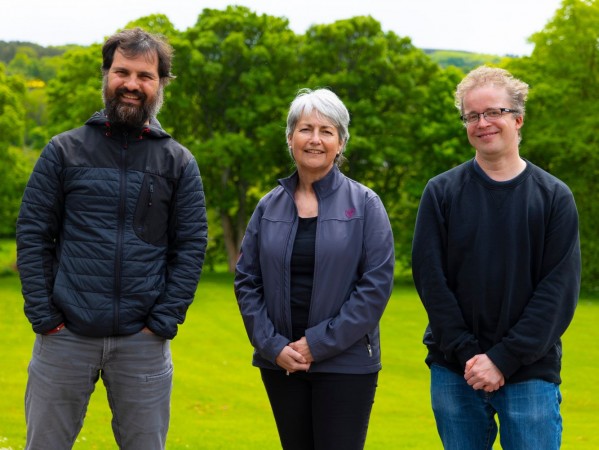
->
xmin=102 ymin=78 xmax=164 ymax=128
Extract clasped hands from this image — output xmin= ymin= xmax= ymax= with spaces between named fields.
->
xmin=275 ymin=336 xmax=313 ymax=374
xmin=464 ymin=354 xmax=505 ymax=392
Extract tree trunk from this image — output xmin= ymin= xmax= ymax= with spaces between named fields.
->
xmin=221 ymin=212 xmax=239 ymax=273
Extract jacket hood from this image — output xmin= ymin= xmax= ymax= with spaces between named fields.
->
xmin=85 ymin=110 xmax=171 ymax=140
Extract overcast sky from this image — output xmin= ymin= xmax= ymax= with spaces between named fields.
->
xmin=1 ymin=0 xmax=564 ymax=56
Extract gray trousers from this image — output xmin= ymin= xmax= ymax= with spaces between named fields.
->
xmin=25 ymin=327 xmax=173 ymax=450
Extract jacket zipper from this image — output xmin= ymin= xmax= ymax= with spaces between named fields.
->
xmin=305 ymin=192 xmax=321 ymax=330
xmin=113 ymin=132 xmax=128 ymax=333
xmin=148 ymin=179 xmax=154 ymax=206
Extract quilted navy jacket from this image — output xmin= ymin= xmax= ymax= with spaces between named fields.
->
xmin=234 ymin=166 xmax=395 ymax=374
xmin=17 ymin=111 xmax=207 ymax=339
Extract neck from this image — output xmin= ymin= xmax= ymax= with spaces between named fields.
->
xmin=296 ymin=165 xmax=333 ymax=189
xmin=475 ymin=154 xmax=526 ymax=181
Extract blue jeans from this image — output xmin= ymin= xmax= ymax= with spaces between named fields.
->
xmin=25 ymin=327 xmax=173 ymax=450
xmin=430 ymin=364 xmax=562 ymax=450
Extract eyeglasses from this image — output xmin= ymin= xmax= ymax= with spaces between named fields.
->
xmin=461 ymin=108 xmax=519 ymax=124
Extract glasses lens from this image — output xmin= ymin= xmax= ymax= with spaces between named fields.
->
xmin=484 ymin=109 xmax=502 ymax=120
xmin=463 ymin=113 xmax=478 ymax=124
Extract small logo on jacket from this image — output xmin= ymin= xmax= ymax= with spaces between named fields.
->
xmin=345 ymin=208 xmax=356 ymax=218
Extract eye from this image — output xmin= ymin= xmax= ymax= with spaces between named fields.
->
xmin=485 ymin=109 xmax=501 ymax=118
xmin=140 ymin=73 xmax=157 ymax=81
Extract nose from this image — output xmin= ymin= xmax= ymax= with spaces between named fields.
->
xmin=123 ymin=75 xmax=141 ymax=91
xmin=309 ymin=130 xmax=322 ymax=143
xmin=477 ymin=114 xmax=492 ymax=126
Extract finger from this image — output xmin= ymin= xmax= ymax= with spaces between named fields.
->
xmin=290 ymin=349 xmax=307 ymax=364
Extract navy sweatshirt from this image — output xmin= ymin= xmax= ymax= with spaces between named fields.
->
xmin=412 ymin=159 xmax=581 ymax=384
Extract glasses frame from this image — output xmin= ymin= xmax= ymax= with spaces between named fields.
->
xmin=461 ymin=107 xmax=520 ymax=125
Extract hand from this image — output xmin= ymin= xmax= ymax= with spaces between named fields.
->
xmin=275 ymin=345 xmax=311 ymax=374
xmin=289 ymin=336 xmax=314 ymax=364
xmin=464 ymin=354 xmax=505 ymax=392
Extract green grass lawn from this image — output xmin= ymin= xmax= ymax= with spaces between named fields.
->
xmin=1 ymin=270 xmax=598 ymax=449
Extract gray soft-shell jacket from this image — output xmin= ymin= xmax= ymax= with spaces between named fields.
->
xmin=234 ymin=166 xmax=395 ymax=374
xmin=17 ymin=111 xmax=207 ymax=339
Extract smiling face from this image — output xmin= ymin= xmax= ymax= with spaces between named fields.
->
xmin=463 ymin=85 xmax=523 ymax=161
xmin=103 ymin=49 xmax=163 ymax=128
xmin=287 ymin=109 xmax=344 ymax=179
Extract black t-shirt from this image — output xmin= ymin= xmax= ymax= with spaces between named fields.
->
xmin=290 ymin=216 xmax=317 ymax=341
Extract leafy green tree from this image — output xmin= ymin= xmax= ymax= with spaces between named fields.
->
xmin=0 ymin=64 xmax=34 ymax=236
xmin=0 ymin=63 xmax=26 ymax=147
xmin=165 ymin=6 xmax=302 ymax=271
xmin=7 ymin=47 xmax=41 ymax=79
xmin=505 ymin=0 xmax=599 ymax=294
xmin=295 ymin=17 xmax=471 ymax=273
xmin=122 ymin=13 xmax=180 ymax=37
xmin=23 ymin=82 xmax=49 ymax=149
xmin=45 ymin=45 xmax=103 ymax=136
xmin=0 ymin=145 xmax=36 ymax=237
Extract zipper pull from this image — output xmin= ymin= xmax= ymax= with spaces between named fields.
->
xmin=367 ymin=343 xmax=372 ymax=357
xmin=148 ymin=180 xmax=154 ymax=206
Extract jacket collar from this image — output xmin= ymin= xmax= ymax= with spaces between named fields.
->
xmin=278 ymin=165 xmax=344 ymax=199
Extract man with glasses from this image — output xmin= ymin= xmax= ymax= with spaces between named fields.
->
xmin=412 ymin=66 xmax=581 ymax=449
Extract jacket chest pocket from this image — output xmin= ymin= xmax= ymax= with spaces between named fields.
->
xmin=133 ymin=173 xmax=174 ymax=245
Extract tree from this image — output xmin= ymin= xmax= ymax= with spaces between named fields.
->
xmin=164 ymin=6 xmax=302 ymax=271
xmin=505 ymin=0 xmax=599 ymax=294
xmin=0 ymin=64 xmax=34 ymax=236
xmin=294 ymin=17 xmax=471 ymax=272
xmin=0 ymin=63 xmax=26 ymax=147
xmin=45 ymin=44 xmax=103 ymax=136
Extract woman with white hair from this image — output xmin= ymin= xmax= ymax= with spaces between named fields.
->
xmin=235 ymin=88 xmax=395 ymax=450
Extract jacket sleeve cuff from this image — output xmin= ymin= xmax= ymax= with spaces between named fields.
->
xmin=32 ymin=315 xmax=65 ymax=335
xmin=262 ymin=335 xmax=291 ymax=365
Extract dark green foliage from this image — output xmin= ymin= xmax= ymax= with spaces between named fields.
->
xmin=295 ymin=17 xmax=472 ymax=273
xmin=505 ymin=0 xmax=599 ymax=295
xmin=164 ymin=6 xmax=302 ymax=271
xmin=1 ymin=0 xmax=598 ymax=292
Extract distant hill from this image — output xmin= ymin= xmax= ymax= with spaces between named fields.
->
xmin=424 ymin=49 xmax=504 ymax=72
xmin=0 ymin=40 xmax=506 ymax=73
xmin=0 ymin=40 xmax=75 ymax=64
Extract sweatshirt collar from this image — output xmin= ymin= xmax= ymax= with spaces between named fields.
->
xmin=470 ymin=158 xmax=532 ymax=188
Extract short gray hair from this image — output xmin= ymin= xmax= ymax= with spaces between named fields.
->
xmin=455 ymin=66 xmax=529 ymax=118
xmin=286 ymin=88 xmax=350 ymax=166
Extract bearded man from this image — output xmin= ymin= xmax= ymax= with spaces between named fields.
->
xmin=16 ymin=28 xmax=207 ymax=450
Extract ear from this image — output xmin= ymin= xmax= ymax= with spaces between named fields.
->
xmin=515 ymin=115 xmax=524 ymax=130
